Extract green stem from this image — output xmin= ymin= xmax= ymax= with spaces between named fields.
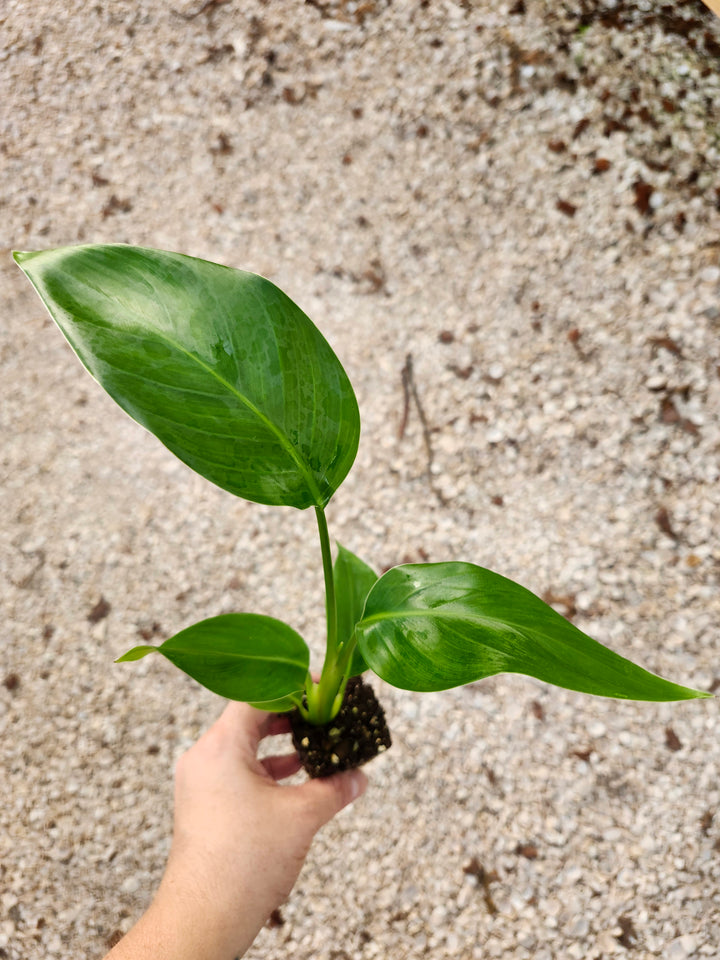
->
xmin=315 ymin=505 xmax=338 ymax=664
xmin=306 ymin=506 xmax=342 ymax=724
xmin=328 ymin=632 xmax=359 ymax=715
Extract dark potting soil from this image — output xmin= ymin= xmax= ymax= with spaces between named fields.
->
xmin=289 ymin=676 xmax=392 ymax=778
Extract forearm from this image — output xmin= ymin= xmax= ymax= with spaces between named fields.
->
xmin=104 ymin=880 xmax=259 ymax=960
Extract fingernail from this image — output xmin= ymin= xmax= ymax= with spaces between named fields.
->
xmin=348 ymin=769 xmax=365 ymax=801
xmin=349 ymin=772 xmax=360 ymax=800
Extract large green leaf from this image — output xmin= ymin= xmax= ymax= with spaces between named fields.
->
xmin=334 ymin=543 xmax=378 ymax=676
xmin=14 ymin=244 xmax=359 ymax=509
xmin=356 ymin=563 xmax=709 ymax=701
xmin=116 ymin=613 xmax=309 ymax=707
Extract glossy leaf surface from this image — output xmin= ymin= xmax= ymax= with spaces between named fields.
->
xmin=14 ymin=244 xmax=359 ymax=508
xmin=117 ymin=613 xmax=309 ymax=706
xmin=334 ymin=543 xmax=378 ymax=676
xmin=357 ymin=563 xmax=708 ymax=701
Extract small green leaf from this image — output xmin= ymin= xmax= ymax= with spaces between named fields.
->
xmin=334 ymin=543 xmax=378 ymax=676
xmin=14 ymin=244 xmax=360 ymax=509
xmin=357 ymin=563 xmax=709 ymax=702
xmin=116 ymin=613 xmax=309 ymax=704
xmin=115 ymin=645 xmax=157 ymax=662
xmin=248 ymin=693 xmax=304 ymax=712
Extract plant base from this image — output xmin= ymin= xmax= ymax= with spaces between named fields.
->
xmin=290 ymin=676 xmax=392 ymax=778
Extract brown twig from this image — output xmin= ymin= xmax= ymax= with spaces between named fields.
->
xmin=399 ymin=353 xmax=447 ymax=506
xmin=398 ymin=356 xmax=412 ymax=442
xmin=463 ymin=858 xmax=499 ymax=915
xmin=173 ymin=0 xmax=230 ymax=21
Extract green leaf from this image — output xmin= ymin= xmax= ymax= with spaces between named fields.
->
xmin=247 ymin=693 xmax=304 ymax=712
xmin=356 ymin=563 xmax=709 ymax=702
xmin=14 ymin=244 xmax=359 ymax=509
xmin=334 ymin=543 xmax=378 ymax=676
xmin=116 ymin=613 xmax=309 ymax=705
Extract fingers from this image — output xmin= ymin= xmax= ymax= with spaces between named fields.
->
xmin=209 ymin=703 xmax=370 ymax=828
xmin=214 ymin=702 xmax=292 ymax=752
xmin=264 ymin=714 xmax=293 ymax=738
xmin=261 ymin=753 xmax=303 ymax=780
xmin=291 ymin=768 xmax=368 ymax=829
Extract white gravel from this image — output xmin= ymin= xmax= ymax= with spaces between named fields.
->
xmin=2 ymin=1 xmax=720 ymax=958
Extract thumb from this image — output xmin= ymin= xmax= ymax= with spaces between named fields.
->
xmin=291 ymin=767 xmax=368 ymax=831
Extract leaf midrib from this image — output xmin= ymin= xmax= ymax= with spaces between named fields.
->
xmin=167 ymin=645 xmax=308 ymax=666
xmin=95 ymin=319 xmax=325 ymax=506
xmin=359 ymin=605 xmax=518 ymax=631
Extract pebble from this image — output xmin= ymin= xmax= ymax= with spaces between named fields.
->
xmin=120 ymin=877 xmax=141 ymax=895
xmin=699 ymin=266 xmax=720 ymax=284
xmin=667 ymin=935 xmax=699 ymax=959
xmin=567 ymin=916 xmax=590 ymax=938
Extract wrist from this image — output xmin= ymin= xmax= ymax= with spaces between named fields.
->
xmin=151 ymin=867 xmax=258 ymax=960
xmin=106 ymin=876 xmax=256 ymax=960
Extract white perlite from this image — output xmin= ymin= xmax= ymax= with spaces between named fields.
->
xmin=1 ymin=1 xmax=719 ymax=958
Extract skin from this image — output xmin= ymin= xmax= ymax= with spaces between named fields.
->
xmin=105 ymin=702 xmax=367 ymax=960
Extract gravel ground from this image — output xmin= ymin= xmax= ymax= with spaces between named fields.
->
xmin=2 ymin=1 xmax=720 ymax=958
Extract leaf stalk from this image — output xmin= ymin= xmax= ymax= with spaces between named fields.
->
xmin=306 ymin=506 xmax=345 ymax=724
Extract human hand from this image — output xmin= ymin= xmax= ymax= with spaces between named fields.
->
xmin=107 ymin=702 xmax=366 ymax=960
